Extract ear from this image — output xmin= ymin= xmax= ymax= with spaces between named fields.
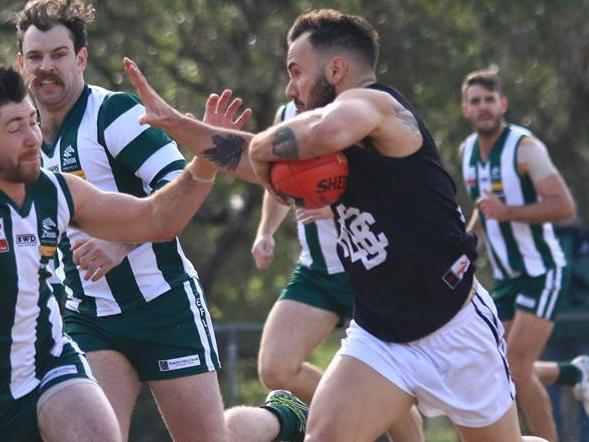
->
xmin=500 ymin=96 xmax=508 ymax=114
xmin=326 ymin=56 xmax=348 ymax=85
xmin=17 ymin=52 xmax=24 ymax=70
xmin=461 ymin=101 xmax=470 ymax=118
xmin=76 ymin=47 xmax=88 ymax=72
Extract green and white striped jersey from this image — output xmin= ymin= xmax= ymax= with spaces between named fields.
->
xmin=41 ymin=85 xmax=197 ymax=317
xmin=461 ymin=124 xmax=565 ymax=280
xmin=0 ymin=170 xmax=72 ymax=400
xmin=279 ymin=101 xmax=345 ymax=274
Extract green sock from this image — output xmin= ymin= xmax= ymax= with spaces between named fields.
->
xmin=260 ymin=403 xmax=300 ymax=442
xmin=557 ymin=362 xmax=583 ymax=386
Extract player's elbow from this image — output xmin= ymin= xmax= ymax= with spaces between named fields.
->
xmin=558 ymin=198 xmax=577 ymax=223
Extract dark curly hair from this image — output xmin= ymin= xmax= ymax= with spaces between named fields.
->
xmin=16 ymin=0 xmax=95 ymax=54
xmin=0 ymin=65 xmax=27 ymax=108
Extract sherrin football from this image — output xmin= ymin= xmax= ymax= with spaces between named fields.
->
xmin=269 ymin=151 xmax=349 ymax=209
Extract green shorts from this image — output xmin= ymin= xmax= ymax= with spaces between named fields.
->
xmin=492 ymin=266 xmax=570 ymax=321
xmin=280 ymin=264 xmax=354 ymax=326
xmin=0 ymin=339 xmax=95 ymax=442
xmin=63 ymin=278 xmax=220 ymax=382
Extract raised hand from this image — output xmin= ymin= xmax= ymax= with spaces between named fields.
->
xmin=123 ymin=57 xmax=182 ymax=129
xmin=204 ymin=89 xmax=252 ymax=130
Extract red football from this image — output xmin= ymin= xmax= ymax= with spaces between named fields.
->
xmin=270 ymin=151 xmax=349 ymax=209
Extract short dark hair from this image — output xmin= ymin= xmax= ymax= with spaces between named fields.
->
xmin=0 ymin=66 xmax=27 ymax=108
xmin=287 ymin=9 xmax=380 ymax=70
xmin=16 ymin=0 xmax=95 ymax=54
xmin=461 ymin=69 xmax=503 ymax=100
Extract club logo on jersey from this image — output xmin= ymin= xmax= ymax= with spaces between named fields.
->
xmin=0 ymin=218 xmax=8 ymax=253
xmin=41 ymin=217 xmax=58 ymax=240
xmin=16 ymin=234 xmax=38 ymax=247
xmin=491 ymin=166 xmax=501 ymax=181
xmin=335 ymin=204 xmax=389 ymax=270
xmin=60 ymin=143 xmax=86 ymax=178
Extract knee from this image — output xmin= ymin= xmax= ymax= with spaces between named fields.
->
xmin=258 ymin=355 xmax=300 ymax=390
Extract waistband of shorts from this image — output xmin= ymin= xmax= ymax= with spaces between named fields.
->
xmin=434 ymin=279 xmax=482 ymax=332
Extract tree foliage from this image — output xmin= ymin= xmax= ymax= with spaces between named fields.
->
xmin=1 ymin=0 xmax=588 ymax=322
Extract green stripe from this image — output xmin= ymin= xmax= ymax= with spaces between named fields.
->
xmin=60 ymin=233 xmax=95 ymax=315
xmin=0 ymin=209 xmax=17 ymax=395
xmin=103 ymin=259 xmax=146 ymax=313
xmin=99 ymin=92 xmax=140 ymax=129
xmin=149 ymin=159 xmax=186 ymax=191
xmin=115 ymin=129 xmax=172 ymax=172
xmin=153 ymin=239 xmax=191 ymax=288
xmin=54 ymin=173 xmax=75 ymax=220
xmin=304 ymin=223 xmax=328 ymax=272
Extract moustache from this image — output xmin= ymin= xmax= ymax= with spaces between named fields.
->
xmin=28 ymin=72 xmax=63 ymax=88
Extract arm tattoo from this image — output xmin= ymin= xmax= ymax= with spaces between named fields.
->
xmin=393 ymin=102 xmax=420 ymax=135
xmin=202 ymin=133 xmax=247 ymax=171
xmin=271 ymin=127 xmax=299 ymax=159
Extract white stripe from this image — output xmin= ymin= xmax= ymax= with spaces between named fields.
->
xmin=103 ymin=103 xmax=150 ymax=157
xmin=47 ymin=295 xmax=64 ymax=357
xmin=126 ymin=244 xmax=171 ymax=303
xmin=195 ymin=279 xmax=220 ymax=365
xmin=536 ymin=269 xmax=554 ymax=316
xmin=10 ymin=207 xmax=41 ymax=398
xmin=183 ymin=281 xmax=215 ymax=371
xmin=135 ymin=142 xmax=184 ymax=190
xmin=316 ymin=218 xmax=345 ymax=274
xmin=67 ymin=337 xmax=96 ymax=382
xmin=545 ymin=267 xmax=563 ymax=318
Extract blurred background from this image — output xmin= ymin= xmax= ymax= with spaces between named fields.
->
xmin=1 ymin=0 xmax=589 ymax=440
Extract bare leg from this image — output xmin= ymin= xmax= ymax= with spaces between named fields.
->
xmin=38 ymin=382 xmax=121 ymax=442
xmin=86 ymin=350 xmax=141 ymax=441
xmin=386 ymin=406 xmax=424 ymax=442
xmin=149 ymin=371 xmax=227 ymax=442
xmin=258 ymin=300 xmax=339 ymax=403
xmin=534 ymin=361 xmax=560 ymax=385
xmin=455 ymin=403 xmax=546 ymax=442
xmin=305 ymin=355 xmax=415 ymax=442
xmin=504 ymin=312 xmax=558 ymax=441
xmin=225 ymin=406 xmax=281 ymax=442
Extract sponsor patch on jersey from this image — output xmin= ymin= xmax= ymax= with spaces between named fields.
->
xmin=16 ymin=233 xmax=38 ymax=247
xmin=442 ymin=254 xmax=471 ymax=289
xmin=41 ymin=217 xmax=58 ymax=240
xmin=158 ymin=355 xmax=201 ymax=372
xmin=0 ymin=218 xmax=8 ymax=253
xmin=515 ymin=294 xmax=536 ymax=309
xmin=40 ymin=364 xmax=79 ymax=388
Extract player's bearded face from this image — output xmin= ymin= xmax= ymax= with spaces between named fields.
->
xmin=306 ymin=73 xmax=336 ymax=110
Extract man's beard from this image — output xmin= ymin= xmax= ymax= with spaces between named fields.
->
xmin=477 ymin=115 xmax=504 ymax=136
xmin=0 ymin=157 xmax=40 ymax=184
xmin=306 ymin=74 xmax=336 ymax=110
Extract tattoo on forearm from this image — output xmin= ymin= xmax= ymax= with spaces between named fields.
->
xmin=271 ymin=127 xmax=299 ymax=159
xmin=202 ymin=133 xmax=247 ymax=171
xmin=394 ymin=102 xmax=420 ymax=135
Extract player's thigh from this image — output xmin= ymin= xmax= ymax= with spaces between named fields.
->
xmin=38 ymin=382 xmax=120 ymax=442
xmin=305 ymin=354 xmax=415 ymax=442
xmin=85 ymin=350 xmax=141 ymax=436
xmin=454 ymin=402 xmax=523 ymax=442
xmin=148 ymin=371 xmax=227 ymax=442
xmin=259 ymin=299 xmax=339 ymax=367
xmin=505 ymin=310 xmax=554 ymax=367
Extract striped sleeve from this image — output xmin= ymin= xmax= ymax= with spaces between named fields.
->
xmin=98 ymin=92 xmax=186 ymax=191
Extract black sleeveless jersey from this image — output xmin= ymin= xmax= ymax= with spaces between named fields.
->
xmin=333 ymin=83 xmax=477 ymax=343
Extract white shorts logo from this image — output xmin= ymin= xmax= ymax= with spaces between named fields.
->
xmin=40 ymin=364 xmax=78 ymax=388
xmin=336 ymin=204 xmax=389 ymax=270
xmin=158 ymin=355 xmax=201 ymax=372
